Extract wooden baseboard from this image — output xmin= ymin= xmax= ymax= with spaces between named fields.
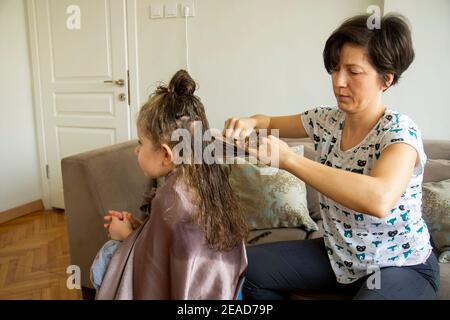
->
xmin=0 ymin=200 xmax=45 ymax=224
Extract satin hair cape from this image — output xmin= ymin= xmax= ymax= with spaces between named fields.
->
xmin=96 ymin=173 xmax=247 ymax=300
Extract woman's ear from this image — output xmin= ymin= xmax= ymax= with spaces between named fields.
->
xmin=382 ymin=73 xmax=394 ymax=92
xmin=160 ymin=144 xmax=174 ymax=166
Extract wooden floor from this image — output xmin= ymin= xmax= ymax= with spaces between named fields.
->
xmin=0 ymin=210 xmax=82 ymax=300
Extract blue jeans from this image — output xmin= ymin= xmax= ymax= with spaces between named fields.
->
xmin=90 ymin=240 xmax=121 ymax=290
xmin=243 ymin=238 xmax=440 ymax=300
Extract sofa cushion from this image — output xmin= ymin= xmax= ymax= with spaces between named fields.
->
xmin=246 ymin=228 xmax=309 ymax=247
xmin=437 ymin=263 xmax=450 ymax=300
xmin=424 ymin=140 xmax=450 ymax=160
xmin=229 ymin=145 xmax=318 ymax=231
xmin=423 ymin=159 xmax=450 ymax=183
xmin=303 ymin=145 xmax=322 ymax=221
xmin=284 ymin=139 xmax=321 ymax=220
xmin=307 ymin=219 xmax=324 ymax=240
xmin=422 ymin=179 xmax=450 ymax=254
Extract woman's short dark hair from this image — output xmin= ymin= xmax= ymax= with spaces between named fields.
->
xmin=323 ymin=14 xmax=415 ymax=88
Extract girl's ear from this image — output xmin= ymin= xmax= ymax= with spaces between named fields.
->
xmin=160 ymin=144 xmax=174 ymax=166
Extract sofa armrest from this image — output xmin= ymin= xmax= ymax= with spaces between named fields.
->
xmin=62 ymin=141 xmax=155 ymax=289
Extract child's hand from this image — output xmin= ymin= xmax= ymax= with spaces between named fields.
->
xmin=125 ymin=212 xmax=142 ymax=230
xmin=104 ymin=210 xmax=142 ymax=230
xmin=103 ymin=210 xmax=124 ymax=229
xmin=108 ymin=215 xmax=133 ymax=241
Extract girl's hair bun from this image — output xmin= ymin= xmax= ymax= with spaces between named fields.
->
xmin=168 ymin=69 xmax=196 ymax=96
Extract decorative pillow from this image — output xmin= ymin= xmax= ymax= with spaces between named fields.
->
xmin=422 ymin=178 xmax=450 ymax=255
xmin=228 ymin=145 xmax=318 ymax=231
xmin=285 ymin=139 xmax=321 ymax=220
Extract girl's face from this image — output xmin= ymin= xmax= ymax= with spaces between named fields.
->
xmin=331 ymin=43 xmax=391 ymax=114
xmin=134 ymin=127 xmax=174 ymax=178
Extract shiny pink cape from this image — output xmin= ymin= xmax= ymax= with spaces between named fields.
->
xmin=96 ymin=173 xmax=247 ymax=300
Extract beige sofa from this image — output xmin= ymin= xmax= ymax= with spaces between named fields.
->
xmin=61 ymin=139 xmax=450 ymax=300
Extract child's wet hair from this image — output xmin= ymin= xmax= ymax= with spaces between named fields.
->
xmin=137 ymin=70 xmax=248 ymax=251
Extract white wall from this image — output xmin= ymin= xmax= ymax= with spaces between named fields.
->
xmin=0 ymin=0 xmax=42 ymax=212
xmin=136 ymin=0 xmax=382 ymax=129
xmin=384 ymin=0 xmax=450 ymax=139
xmin=0 ymin=0 xmax=448 ymax=213
xmin=136 ymin=0 xmax=449 ymax=139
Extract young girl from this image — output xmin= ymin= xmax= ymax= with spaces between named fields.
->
xmin=91 ymin=70 xmax=248 ymax=299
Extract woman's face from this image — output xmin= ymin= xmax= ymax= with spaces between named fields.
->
xmin=332 ymin=43 xmax=387 ymax=114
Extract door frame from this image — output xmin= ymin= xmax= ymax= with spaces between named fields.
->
xmin=26 ymin=0 xmax=140 ymax=209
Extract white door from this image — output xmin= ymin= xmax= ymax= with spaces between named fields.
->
xmin=30 ymin=0 xmax=131 ymax=208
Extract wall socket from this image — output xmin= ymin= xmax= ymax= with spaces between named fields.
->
xmin=165 ymin=3 xmax=178 ymax=18
xmin=150 ymin=1 xmax=195 ymax=19
xmin=150 ymin=3 xmax=163 ymax=19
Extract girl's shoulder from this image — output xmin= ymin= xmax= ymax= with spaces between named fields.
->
xmin=152 ymin=173 xmax=197 ymax=224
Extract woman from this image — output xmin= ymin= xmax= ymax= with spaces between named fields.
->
xmin=223 ymin=14 xmax=440 ymax=300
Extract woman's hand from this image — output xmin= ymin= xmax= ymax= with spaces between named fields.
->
xmin=107 ymin=215 xmax=133 ymax=241
xmin=247 ymin=135 xmax=297 ymax=170
xmin=222 ymin=117 xmax=259 ymax=140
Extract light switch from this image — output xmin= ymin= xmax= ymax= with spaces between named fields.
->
xmin=165 ymin=3 xmax=178 ymax=18
xmin=181 ymin=0 xmax=195 ymax=17
xmin=150 ymin=3 xmax=163 ymax=19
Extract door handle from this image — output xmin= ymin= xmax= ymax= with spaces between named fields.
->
xmin=104 ymin=79 xmax=125 ymax=87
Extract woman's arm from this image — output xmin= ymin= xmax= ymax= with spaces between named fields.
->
xmin=282 ymin=142 xmax=417 ymax=218
xmin=254 ymin=136 xmax=418 ymax=219
xmin=266 ymin=114 xmax=309 ymax=139
xmin=223 ymin=114 xmax=309 ymax=139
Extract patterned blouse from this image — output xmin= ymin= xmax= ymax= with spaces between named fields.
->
xmin=300 ymin=106 xmax=433 ymax=284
